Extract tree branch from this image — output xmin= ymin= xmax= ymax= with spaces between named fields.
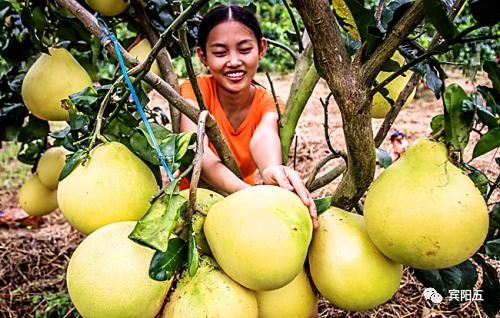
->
xmin=307 ymin=162 xmax=347 ymax=192
xmin=361 ymin=0 xmax=425 ymax=84
xmin=56 ymin=0 xmax=241 ymax=178
xmin=131 ymin=0 xmax=181 ymax=132
xmin=282 ymin=0 xmax=303 ymax=53
xmin=178 ymin=24 xmax=206 ymax=111
xmin=266 ymin=38 xmax=298 ymax=62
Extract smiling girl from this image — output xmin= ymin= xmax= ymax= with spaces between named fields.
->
xmin=180 ymin=4 xmax=317 ymax=227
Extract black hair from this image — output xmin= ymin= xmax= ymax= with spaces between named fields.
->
xmin=197 ymin=5 xmax=263 ymax=54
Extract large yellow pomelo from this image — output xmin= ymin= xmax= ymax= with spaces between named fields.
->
xmin=163 ymin=256 xmax=258 ymax=318
xmin=37 ymin=147 xmax=66 ymax=190
xmin=21 ymin=48 xmax=92 ymax=121
xmin=57 ymin=142 xmax=158 ymax=234
xmin=204 ymin=185 xmax=313 ymax=291
xmin=371 ymin=51 xmax=415 ymax=118
xmin=19 ymin=174 xmax=58 ymax=216
xmin=85 ymin=0 xmax=130 ymax=16
xmin=309 ymin=207 xmax=402 ymax=311
xmin=364 ymin=139 xmax=489 ymax=269
xmin=67 ymin=221 xmax=171 ymax=318
xmin=255 ymin=269 xmax=317 ymax=318
xmin=128 ymin=38 xmax=162 ymax=78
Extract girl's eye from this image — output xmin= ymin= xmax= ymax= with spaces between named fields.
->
xmin=212 ymin=52 xmax=226 ymax=57
xmin=240 ymin=48 xmax=252 ymax=54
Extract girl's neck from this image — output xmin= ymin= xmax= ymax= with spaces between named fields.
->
xmin=216 ymin=84 xmax=255 ymax=114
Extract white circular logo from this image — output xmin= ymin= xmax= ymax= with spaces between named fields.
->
xmin=423 ymin=287 xmax=443 ymax=304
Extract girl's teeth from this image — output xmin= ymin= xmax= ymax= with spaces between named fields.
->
xmin=227 ymin=72 xmax=244 ymax=78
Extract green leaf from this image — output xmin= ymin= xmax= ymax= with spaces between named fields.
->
xmin=188 ymin=227 xmax=199 ymax=277
xmin=149 ymin=237 xmax=187 ymax=281
xmin=314 ymin=196 xmax=332 ymax=215
xmin=484 ymin=61 xmax=500 ymax=92
xmin=18 ymin=115 xmax=49 ymax=143
xmin=476 ymin=106 xmax=499 ymax=129
xmin=59 ymin=149 xmax=86 ymax=181
xmin=467 ymin=169 xmax=489 ymax=195
xmin=20 ymin=6 xmax=48 ymax=54
xmin=470 ymin=0 xmax=500 ymax=26
xmin=472 ymin=127 xmax=500 ymax=158
xmin=473 ymin=255 xmax=500 ymax=317
xmin=342 ymin=0 xmax=376 ymax=42
xmin=485 ymin=239 xmax=500 ymax=260
xmin=49 ymin=126 xmax=71 ymax=139
xmin=424 ymin=64 xmax=443 ymax=99
xmin=17 ymin=139 xmax=45 ymax=165
xmin=422 ymin=0 xmax=457 ymax=40
xmin=444 ymin=84 xmax=473 ymax=153
xmin=487 ymin=203 xmax=500 ymax=242
xmin=130 ymin=131 xmax=161 ymax=166
xmin=376 ymin=148 xmax=392 ymax=168
xmin=430 ymin=114 xmax=445 ymax=135
xmin=138 ymin=122 xmax=172 ymax=145
xmin=414 ymin=260 xmax=478 ymax=301
xmin=380 ymin=57 xmax=402 ymax=72
xmin=129 ymin=191 xmax=188 ymax=252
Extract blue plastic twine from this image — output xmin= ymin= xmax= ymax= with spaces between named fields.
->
xmin=98 ymin=18 xmax=175 ymax=182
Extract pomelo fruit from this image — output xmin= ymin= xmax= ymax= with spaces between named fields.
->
xmin=128 ymin=38 xmax=162 ymax=78
xmin=179 ymin=188 xmax=224 ymax=216
xmin=364 ymin=139 xmax=489 ymax=269
xmin=371 ymin=51 xmax=415 ymax=119
xmin=163 ymin=256 xmax=258 ymax=318
xmin=21 ymin=47 xmax=92 ymax=121
xmin=309 ymin=207 xmax=403 ymax=311
xmin=57 ymin=142 xmax=158 ymax=234
xmin=255 ymin=269 xmax=317 ymax=318
xmin=19 ymin=174 xmax=58 ymax=216
xmin=85 ymin=0 xmax=130 ymax=16
xmin=37 ymin=147 xmax=66 ymax=190
xmin=204 ymin=185 xmax=313 ymax=291
xmin=67 ymin=221 xmax=171 ymax=318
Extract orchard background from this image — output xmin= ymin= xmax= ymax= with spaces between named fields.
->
xmin=0 ymin=0 xmax=499 ymax=317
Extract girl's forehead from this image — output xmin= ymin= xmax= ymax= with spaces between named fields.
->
xmin=206 ymin=20 xmax=257 ymax=44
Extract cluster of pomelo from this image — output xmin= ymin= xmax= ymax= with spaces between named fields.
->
xmin=57 ymin=138 xmax=488 ymax=318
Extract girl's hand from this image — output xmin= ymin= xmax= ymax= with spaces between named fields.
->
xmin=261 ymin=165 xmax=318 ymax=229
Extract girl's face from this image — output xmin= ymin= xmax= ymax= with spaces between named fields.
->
xmin=198 ymin=20 xmax=266 ymax=95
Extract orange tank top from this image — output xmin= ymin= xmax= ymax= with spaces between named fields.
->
xmin=180 ymin=75 xmax=283 ymax=185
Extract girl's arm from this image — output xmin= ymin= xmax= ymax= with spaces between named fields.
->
xmin=180 ymin=109 xmax=249 ymax=194
xmin=250 ymin=112 xmax=318 ymax=228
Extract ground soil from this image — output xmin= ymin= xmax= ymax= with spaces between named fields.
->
xmin=0 ymin=70 xmax=498 ymax=317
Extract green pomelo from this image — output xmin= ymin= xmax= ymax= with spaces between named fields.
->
xmin=19 ymin=174 xmax=58 ymax=216
xmin=85 ymin=0 xmax=129 ymax=16
xmin=309 ymin=207 xmax=402 ymax=311
xmin=67 ymin=222 xmax=171 ymax=318
xmin=255 ymin=269 xmax=317 ymax=318
xmin=163 ymin=256 xmax=258 ymax=318
xmin=204 ymin=185 xmax=313 ymax=291
xmin=364 ymin=139 xmax=489 ymax=269
xmin=37 ymin=147 xmax=66 ymax=190
xmin=128 ymin=38 xmax=162 ymax=77
xmin=57 ymin=142 xmax=158 ymax=234
xmin=371 ymin=51 xmax=415 ymax=119
xmin=21 ymin=47 xmax=92 ymax=121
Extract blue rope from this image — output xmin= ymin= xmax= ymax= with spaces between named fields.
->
xmin=98 ymin=18 xmax=175 ymax=182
